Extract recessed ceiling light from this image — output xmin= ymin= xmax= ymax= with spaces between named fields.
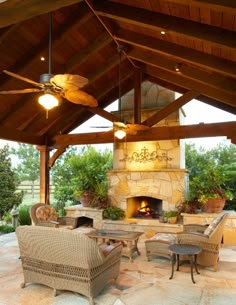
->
xmin=40 ymin=57 xmax=45 ymax=61
xmin=161 ymin=31 xmax=166 ymax=35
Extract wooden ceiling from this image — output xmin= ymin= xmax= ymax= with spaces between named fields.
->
xmin=0 ymin=0 xmax=235 ymax=148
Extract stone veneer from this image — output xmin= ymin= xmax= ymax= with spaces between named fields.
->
xmin=107 ymin=169 xmax=188 ymax=214
xmin=65 ymin=205 xmax=103 ymax=229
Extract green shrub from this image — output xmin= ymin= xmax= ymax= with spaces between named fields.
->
xmin=0 ymin=225 xmax=15 ymax=234
xmin=103 ymin=206 xmax=125 ymax=220
xmin=2 ymin=211 xmax=12 ymax=224
xmin=18 ymin=205 xmax=31 ymax=225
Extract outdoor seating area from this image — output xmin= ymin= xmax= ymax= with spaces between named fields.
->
xmin=1 ymin=229 xmax=236 ymax=305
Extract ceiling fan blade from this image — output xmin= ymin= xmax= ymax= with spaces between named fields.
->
xmin=127 ymin=123 xmax=150 ymax=131
xmin=3 ymin=70 xmax=44 ymax=88
xmin=64 ymin=89 xmax=98 ymax=107
xmin=51 ymin=74 xmax=88 ymax=91
xmin=114 ymin=121 xmax=127 ymax=129
xmin=0 ymin=88 xmax=42 ymax=94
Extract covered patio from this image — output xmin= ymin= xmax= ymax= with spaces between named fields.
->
xmin=1 ymin=232 xmax=236 ymax=305
xmin=0 ymin=2 xmax=235 ymax=304
xmin=0 ymin=0 xmax=235 ymax=202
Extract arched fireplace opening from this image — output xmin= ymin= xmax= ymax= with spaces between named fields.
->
xmin=127 ymin=196 xmax=162 ymax=219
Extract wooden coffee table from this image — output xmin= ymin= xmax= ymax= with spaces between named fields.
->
xmin=87 ymin=229 xmax=143 ymax=262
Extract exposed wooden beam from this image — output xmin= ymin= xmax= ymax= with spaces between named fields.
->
xmin=128 ymin=47 xmax=236 ymax=95
xmin=93 ymin=0 xmax=236 ymax=50
xmin=143 ymin=63 xmax=235 ymax=108
xmin=0 ymin=126 xmax=45 ymax=145
xmin=52 ymin=121 xmax=236 ymax=146
xmin=115 ymin=29 xmax=236 ymax=79
xmin=143 ymin=90 xmax=200 ymax=127
xmin=88 ymin=107 xmax=118 ymax=123
xmin=147 ymin=75 xmax=236 ymax=115
xmin=0 ymin=0 xmax=83 ymax=28
xmin=49 ymin=145 xmax=68 ymax=168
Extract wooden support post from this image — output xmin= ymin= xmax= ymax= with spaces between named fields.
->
xmin=37 ymin=145 xmax=50 ymax=204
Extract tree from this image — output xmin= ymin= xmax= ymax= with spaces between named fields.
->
xmin=10 ymin=143 xmax=40 ymax=199
xmin=0 ymin=145 xmax=23 ymax=219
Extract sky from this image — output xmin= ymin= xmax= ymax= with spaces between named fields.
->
xmin=74 ymin=97 xmax=235 ymax=151
xmin=0 ymin=98 xmax=235 ymax=151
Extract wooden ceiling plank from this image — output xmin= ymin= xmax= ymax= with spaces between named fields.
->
xmin=115 ymin=28 xmax=236 ymax=79
xmin=66 ymin=32 xmax=113 ymax=72
xmin=0 ymin=0 xmax=83 ymax=29
xmin=143 ymin=90 xmax=200 ymax=127
xmin=0 ymin=3 xmax=92 ymax=87
xmin=52 ymin=121 xmax=236 ymax=146
xmin=93 ymin=0 xmax=236 ymax=49
xmin=165 ymin=0 xmax=236 ymax=13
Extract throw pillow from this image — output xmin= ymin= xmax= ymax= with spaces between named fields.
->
xmin=36 ymin=205 xmax=58 ymax=222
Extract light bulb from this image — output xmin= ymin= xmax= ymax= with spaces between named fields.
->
xmin=114 ymin=129 xmax=126 ymax=139
xmin=38 ymin=93 xmax=59 ymax=110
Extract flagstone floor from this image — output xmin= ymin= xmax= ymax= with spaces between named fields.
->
xmin=1 ymin=232 xmax=236 ymax=305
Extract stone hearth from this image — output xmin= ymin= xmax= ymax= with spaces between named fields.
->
xmin=107 ymin=169 xmax=188 ymax=216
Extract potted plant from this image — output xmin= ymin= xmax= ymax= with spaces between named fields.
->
xmin=103 ymin=206 xmax=125 ymax=220
xmin=189 ymin=167 xmax=233 ymax=213
xmin=72 ymin=146 xmax=112 ymax=207
xmin=165 ymin=210 xmax=178 ymax=224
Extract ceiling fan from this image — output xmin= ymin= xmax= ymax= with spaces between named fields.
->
xmin=92 ymin=45 xmax=149 ymax=139
xmin=0 ymin=13 xmax=97 ymax=110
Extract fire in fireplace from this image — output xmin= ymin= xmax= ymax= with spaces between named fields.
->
xmin=127 ymin=196 xmax=162 ymax=219
xmin=135 ymin=199 xmax=159 ymax=218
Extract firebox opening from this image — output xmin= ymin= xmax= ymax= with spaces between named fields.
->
xmin=77 ymin=216 xmax=93 ymax=227
xmin=127 ymin=196 xmax=162 ymax=219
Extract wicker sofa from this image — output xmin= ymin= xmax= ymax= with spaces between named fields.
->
xmin=16 ymin=225 xmax=123 ymax=305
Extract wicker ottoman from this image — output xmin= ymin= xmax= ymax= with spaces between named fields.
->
xmin=145 ymin=233 xmax=177 ymax=261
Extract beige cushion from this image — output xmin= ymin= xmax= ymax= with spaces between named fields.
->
xmin=204 ymin=214 xmax=224 ymax=237
xmin=73 ymin=227 xmax=96 ymax=234
xmin=150 ymin=233 xmax=176 ymax=244
xmin=36 ymin=205 xmax=58 ymax=222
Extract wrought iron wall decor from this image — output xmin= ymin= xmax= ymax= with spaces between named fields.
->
xmin=120 ymin=146 xmax=173 ymax=163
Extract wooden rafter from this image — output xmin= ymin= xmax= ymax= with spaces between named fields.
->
xmin=93 ymin=0 xmax=236 ymax=50
xmin=52 ymin=121 xmax=236 ymax=147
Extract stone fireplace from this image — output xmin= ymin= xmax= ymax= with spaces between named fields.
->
xmin=107 ymin=82 xmax=188 ymax=219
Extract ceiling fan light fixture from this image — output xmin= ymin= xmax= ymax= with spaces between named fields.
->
xmin=38 ymin=92 xmax=59 ymax=110
xmin=114 ymin=128 xmax=126 ymax=139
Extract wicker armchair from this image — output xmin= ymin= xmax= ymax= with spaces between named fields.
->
xmin=177 ymin=213 xmax=229 ymax=271
xmin=16 ymin=225 xmax=123 ymax=305
xmin=30 ymin=203 xmax=78 ymax=229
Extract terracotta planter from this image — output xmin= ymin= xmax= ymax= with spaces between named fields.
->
xmin=202 ymin=198 xmax=226 ymax=213
xmin=167 ymin=216 xmax=178 ymax=224
xmin=79 ymin=192 xmax=94 ymax=207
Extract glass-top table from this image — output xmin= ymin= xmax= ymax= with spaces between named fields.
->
xmin=87 ymin=229 xmax=143 ymax=262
